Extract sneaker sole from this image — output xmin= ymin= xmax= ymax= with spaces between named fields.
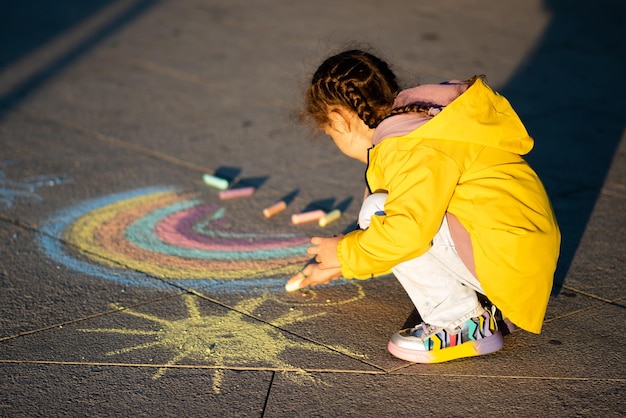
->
xmin=387 ymin=331 xmax=504 ymax=363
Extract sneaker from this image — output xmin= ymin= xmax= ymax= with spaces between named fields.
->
xmin=387 ymin=308 xmax=504 ymax=363
xmin=477 ymin=295 xmax=517 ymax=337
xmin=489 ymin=304 xmax=517 ymax=337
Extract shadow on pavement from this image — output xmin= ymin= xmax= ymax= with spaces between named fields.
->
xmin=0 ymin=0 xmax=159 ymax=119
xmin=500 ymin=0 xmax=625 ymax=289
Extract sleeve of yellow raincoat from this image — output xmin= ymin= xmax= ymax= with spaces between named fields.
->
xmin=337 ymin=140 xmax=462 ymax=279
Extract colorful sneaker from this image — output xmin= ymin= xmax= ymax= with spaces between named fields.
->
xmin=488 ymin=304 xmax=517 ymax=337
xmin=387 ymin=308 xmax=504 ymax=363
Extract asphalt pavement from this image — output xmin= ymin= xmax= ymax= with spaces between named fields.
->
xmin=1 ymin=0 xmax=624 ymax=416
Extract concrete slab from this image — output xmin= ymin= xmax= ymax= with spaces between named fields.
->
xmin=0 ymin=363 xmax=271 ymax=417
xmin=559 ymin=134 xmax=626 ymax=301
xmin=0 ymin=293 xmax=382 ymax=389
xmin=264 ymin=372 xmax=625 ymax=417
xmin=0 ymin=222 xmax=181 ymax=339
xmin=1 ymin=0 xmax=624 ymax=416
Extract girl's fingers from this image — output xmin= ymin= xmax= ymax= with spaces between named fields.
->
xmin=285 ymin=264 xmax=315 ymax=292
xmin=285 ymin=275 xmax=304 ymax=292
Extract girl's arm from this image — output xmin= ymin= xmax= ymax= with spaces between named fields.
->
xmin=339 ymin=144 xmax=462 ymax=279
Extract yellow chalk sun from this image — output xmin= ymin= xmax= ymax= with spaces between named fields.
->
xmin=79 ymin=294 xmax=361 ymax=393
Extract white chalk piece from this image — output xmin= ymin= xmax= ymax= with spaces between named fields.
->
xmin=318 ymin=208 xmax=342 ymax=227
xmin=291 ymin=209 xmax=325 ymax=225
xmin=285 ymin=276 xmax=303 ymax=292
xmin=219 ymin=186 xmax=255 ymax=200
xmin=202 ymin=173 xmax=229 ymax=190
xmin=263 ymin=201 xmax=287 ymax=218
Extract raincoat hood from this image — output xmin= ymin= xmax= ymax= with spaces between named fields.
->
xmin=373 ymin=78 xmax=534 ymax=155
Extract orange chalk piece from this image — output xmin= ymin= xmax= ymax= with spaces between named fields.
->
xmin=218 ymin=186 xmax=255 ymax=200
xmin=263 ymin=201 xmax=287 ymax=218
xmin=291 ymin=209 xmax=325 ymax=225
xmin=318 ymin=209 xmax=342 ymax=227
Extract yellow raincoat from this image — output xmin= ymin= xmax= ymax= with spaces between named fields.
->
xmin=337 ymin=79 xmax=560 ymax=333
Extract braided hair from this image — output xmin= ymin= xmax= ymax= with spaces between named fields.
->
xmin=303 ymin=50 xmax=400 ymax=129
xmin=302 ymin=50 xmax=484 ymax=130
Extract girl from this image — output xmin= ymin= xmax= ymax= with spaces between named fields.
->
xmin=286 ymin=49 xmax=560 ymax=363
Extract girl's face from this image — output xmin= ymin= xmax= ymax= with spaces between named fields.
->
xmin=323 ymin=109 xmax=374 ymax=163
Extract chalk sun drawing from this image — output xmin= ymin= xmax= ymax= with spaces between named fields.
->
xmin=39 ymin=186 xmax=313 ymax=291
xmin=79 ymin=294 xmax=365 ymax=393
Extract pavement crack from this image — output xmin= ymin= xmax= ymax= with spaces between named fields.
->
xmin=0 ymin=293 xmax=183 ymax=343
xmin=261 ymin=371 xmax=276 ymax=418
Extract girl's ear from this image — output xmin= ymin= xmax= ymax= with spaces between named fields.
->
xmin=328 ymin=109 xmax=351 ymax=134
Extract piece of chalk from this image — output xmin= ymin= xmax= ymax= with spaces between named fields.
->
xmin=219 ymin=186 xmax=255 ymax=200
xmin=291 ymin=209 xmax=326 ymax=225
xmin=285 ymin=276 xmax=303 ymax=292
xmin=319 ymin=208 xmax=342 ymax=227
xmin=202 ymin=174 xmax=229 ymax=190
xmin=263 ymin=200 xmax=287 ymax=218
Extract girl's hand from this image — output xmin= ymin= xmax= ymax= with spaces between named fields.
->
xmin=285 ymin=263 xmax=342 ymax=291
xmin=306 ymin=235 xmax=343 ymax=269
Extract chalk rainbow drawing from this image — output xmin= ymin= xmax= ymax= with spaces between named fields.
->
xmin=39 ymin=186 xmax=313 ymax=291
xmin=40 ymin=187 xmax=369 ymax=393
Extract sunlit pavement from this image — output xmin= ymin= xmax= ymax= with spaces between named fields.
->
xmin=0 ymin=1 xmax=624 ymax=416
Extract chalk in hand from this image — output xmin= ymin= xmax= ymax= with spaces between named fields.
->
xmin=319 ymin=209 xmax=342 ymax=227
xmin=285 ymin=276 xmax=303 ymax=292
xmin=202 ymin=173 xmax=229 ymax=190
xmin=263 ymin=201 xmax=287 ymax=218
xmin=291 ymin=209 xmax=325 ymax=225
xmin=219 ymin=186 xmax=255 ymax=200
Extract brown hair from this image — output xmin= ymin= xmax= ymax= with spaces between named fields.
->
xmin=301 ymin=50 xmax=484 ymax=130
xmin=302 ymin=49 xmax=401 ymax=129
